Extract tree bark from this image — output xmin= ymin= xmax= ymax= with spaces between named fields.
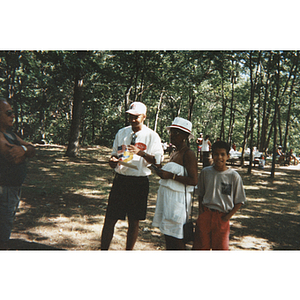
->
xmin=260 ymin=52 xmax=273 ymax=152
xmin=65 ymin=68 xmax=84 ymax=157
xmin=219 ymin=62 xmax=226 ymax=141
xmin=247 ymin=52 xmax=254 ymax=174
xmin=154 ymin=90 xmax=164 ymax=132
xmin=271 ymin=53 xmax=281 ymax=178
xmin=187 ymin=90 xmax=195 ymax=122
xmin=283 ymin=52 xmax=299 ymax=152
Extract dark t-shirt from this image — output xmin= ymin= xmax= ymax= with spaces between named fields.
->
xmin=0 ymin=130 xmax=27 ymax=186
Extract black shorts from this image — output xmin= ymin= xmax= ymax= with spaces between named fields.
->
xmin=105 ymin=173 xmax=149 ymax=220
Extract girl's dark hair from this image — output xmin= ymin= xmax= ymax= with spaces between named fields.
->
xmin=212 ymin=141 xmax=230 ymax=155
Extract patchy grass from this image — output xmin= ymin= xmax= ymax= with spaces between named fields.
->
xmin=6 ymin=145 xmax=300 ymax=250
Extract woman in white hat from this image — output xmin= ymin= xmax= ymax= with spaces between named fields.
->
xmin=152 ymin=117 xmax=198 ymax=250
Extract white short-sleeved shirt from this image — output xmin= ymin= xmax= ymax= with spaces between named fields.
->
xmin=111 ymin=125 xmax=163 ymax=177
xmin=197 ymin=166 xmax=246 ymax=213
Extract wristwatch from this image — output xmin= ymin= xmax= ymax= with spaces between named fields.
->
xmin=21 ymin=145 xmax=28 ymax=152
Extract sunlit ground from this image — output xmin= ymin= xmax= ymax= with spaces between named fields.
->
xmin=8 ymin=145 xmax=300 ymax=251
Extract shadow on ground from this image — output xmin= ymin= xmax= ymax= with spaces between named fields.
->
xmin=0 ymin=239 xmax=65 ymax=250
xmin=7 ymin=146 xmax=300 ymax=250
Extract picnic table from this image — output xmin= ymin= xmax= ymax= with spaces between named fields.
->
xmin=228 ymin=149 xmax=263 ymax=165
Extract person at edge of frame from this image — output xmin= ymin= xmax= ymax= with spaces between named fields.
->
xmin=0 ymin=98 xmax=36 ymax=249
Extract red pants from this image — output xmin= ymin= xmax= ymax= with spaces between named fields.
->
xmin=193 ymin=206 xmax=230 ymax=250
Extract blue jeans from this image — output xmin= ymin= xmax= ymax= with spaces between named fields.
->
xmin=0 ymin=186 xmax=21 ymax=242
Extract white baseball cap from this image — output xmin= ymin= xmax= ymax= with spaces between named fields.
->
xmin=126 ymin=102 xmax=147 ymax=115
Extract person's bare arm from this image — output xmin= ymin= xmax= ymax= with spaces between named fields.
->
xmin=198 ymin=195 xmax=204 ymax=215
xmin=15 ymin=135 xmax=36 ymax=158
xmin=127 ymin=144 xmax=155 ymax=164
xmin=0 ymin=133 xmax=35 ymax=164
xmin=156 ymin=149 xmax=198 ymax=186
xmin=222 ymin=203 xmax=243 ymax=222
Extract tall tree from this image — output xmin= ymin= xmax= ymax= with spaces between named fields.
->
xmin=65 ymin=51 xmax=87 ymax=157
xmin=271 ymin=52 xmax=281 ymax=178
xmin=247 ymin=52 xmax=255 ymax=174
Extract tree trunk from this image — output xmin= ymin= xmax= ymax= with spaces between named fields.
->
xmin=256 ymin=78 xmax=262 ymax=149
xmin=219 ymin=64 xmax=226 ymax=141
xmin=271 ymin=53 xmax=281 ymax=178
xmin=154 ymin=90 xmax=164 ymax=132
xmin=283 ymin=67 xmax=297 ymax=152
xmin=187 ymin=90 xmax=195 ymax=122
xmin=65 ymin=70 xmax=84 ymax=157
xmin=39 ymin=89 xmax=47 ymax=143
xmin=240 ymin=110 xmax=250 ymax=166
xmin=283 ymin=52 xmax=299 ymax=152
xmin=247 ymin=52 xmax=254 ymax=174
xmin=124 ymin=85 xmax=132 ymax=127
xmin=228 ymin=63 xmax=236 ymax=145
xmin=260 ymin=52 xmax=273 ymax=152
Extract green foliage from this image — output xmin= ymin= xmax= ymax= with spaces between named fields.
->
xmin=0 ymin=50 xmax=299 ymax=155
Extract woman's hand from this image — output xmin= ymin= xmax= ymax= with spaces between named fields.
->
xmin=156 ymin=169 xmax=173 ymax=179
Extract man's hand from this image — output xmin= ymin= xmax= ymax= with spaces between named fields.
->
xmin=127 ymin=145 xmax=155 ymax=164
xmin=221 ymin=214 xmax=231 ymax=222
xmin=126 ymin=145 xmax=141 ymax=155
xmin=108 ymin=156 xmax=119 ymax=169
xmin=6 ymin=144 xmax=26 ymax=164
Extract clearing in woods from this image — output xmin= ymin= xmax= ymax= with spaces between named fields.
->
xmin=3 ymin=145 xmax=300 ymax=251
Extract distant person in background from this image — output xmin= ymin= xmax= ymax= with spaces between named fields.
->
xmin=196 ymin=133 xmax=203 ymax=160
xmin=259 ymin=155 xmax=265 ymax=169
xmin=0 ymin=98 xmax=36 ymax=249
xmin=100 ymin=102 xmax=163 ymax=250
xmin=276 ymin=145 xmax=285 ymax=164
xmin=201 ymin=135 xmax=211 ymax=168
xmin=232 ymin=142 xmax=236 ymax=151
xmin=287 ymin=148 xmax=299 ymax=165
xmin=264 ymin=148 xmax=270 ymax=157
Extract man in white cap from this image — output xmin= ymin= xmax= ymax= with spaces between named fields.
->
xmin=101 ymin=102 xmax=163 ymax=250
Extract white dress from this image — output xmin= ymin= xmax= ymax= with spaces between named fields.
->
xmin=152 ymin=162 xmax=194 ymax=239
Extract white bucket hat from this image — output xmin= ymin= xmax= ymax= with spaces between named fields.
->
xmin=166 ymin=117 xmax=194 ymax=139
xmin=126 ymin=102 xmax=147 ymax=115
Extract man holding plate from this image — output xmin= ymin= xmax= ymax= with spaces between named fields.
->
xmin=100 ymin=102 xmax=163 ymax=250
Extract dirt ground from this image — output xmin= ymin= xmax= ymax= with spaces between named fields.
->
xmin=2 ymin=145 xmax=300 ymax=251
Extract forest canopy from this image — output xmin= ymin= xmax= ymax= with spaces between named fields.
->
xmin=0 ymin=50 xmax=299 ymax=158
